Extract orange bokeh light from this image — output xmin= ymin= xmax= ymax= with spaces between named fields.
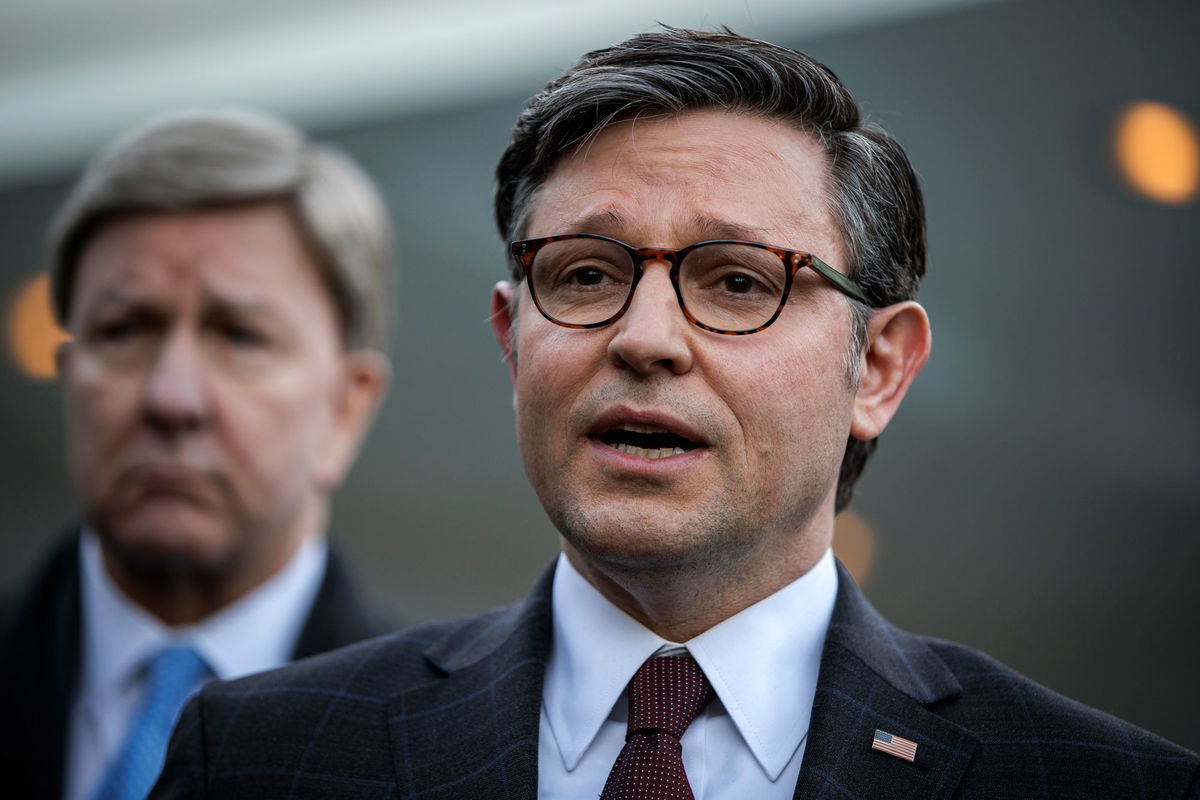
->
xmin=6 ymin=272 xmax=69 ymax=381
xmin=1115 ymin=101 xmax=1200 ymax=205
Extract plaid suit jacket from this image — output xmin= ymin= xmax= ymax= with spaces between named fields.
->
xmin=153 ymin=561 xmax=1199 ymax=799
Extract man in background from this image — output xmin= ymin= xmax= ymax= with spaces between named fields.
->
xmin=153 ymin=30 xmax=1198 ymax=799
xmin=0 ymin=108 xmax=398 ymax=800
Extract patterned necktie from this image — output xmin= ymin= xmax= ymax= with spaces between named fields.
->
xmin=600 ymin=654 xmax=716 ymax=800
xmin=93 ymin=643 xmax=210 ymax=800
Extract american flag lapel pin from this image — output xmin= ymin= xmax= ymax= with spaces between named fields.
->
xmin=871 ymin=729 xmax=918 ymax=762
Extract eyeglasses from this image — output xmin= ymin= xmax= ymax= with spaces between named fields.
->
xmin=510 ymin=233 xmax=875 ymax=335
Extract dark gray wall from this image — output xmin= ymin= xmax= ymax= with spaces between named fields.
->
xmin=1 ymin=0 xmax=1196 ymax=751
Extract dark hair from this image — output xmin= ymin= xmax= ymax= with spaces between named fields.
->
xmin=494 ymin=27 xmax=926 ymax=512
xmin=49 ymin=108 xmax=396 ymax=351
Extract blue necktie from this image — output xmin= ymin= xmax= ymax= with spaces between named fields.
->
xmin=93 ymin=643 xmax=210 ymax=800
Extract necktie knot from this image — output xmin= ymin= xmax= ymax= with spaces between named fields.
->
xmin=627 ymin=654 xmax=715 ymax=739
xmin=145 ymin=643 xmax=209 ymax=699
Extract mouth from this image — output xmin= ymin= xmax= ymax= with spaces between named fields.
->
xmin=593 ymin=421 xmax=706 ymax=460
xmin=121 ymin=463 xmax=214 ymax=500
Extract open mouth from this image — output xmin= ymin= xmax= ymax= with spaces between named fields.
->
xmin=596 ymin=422 xmax=704 ymax=460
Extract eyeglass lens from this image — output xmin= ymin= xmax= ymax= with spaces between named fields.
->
xmin=529 ymin=238 xmax=789 ymax=331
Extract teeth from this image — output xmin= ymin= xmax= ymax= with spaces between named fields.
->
xmin=611 ymin=443 xmax=687 ymax=459
xmin=621 ymin=422 xmax=671 ymax=434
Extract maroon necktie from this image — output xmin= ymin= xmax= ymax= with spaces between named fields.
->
xmin=600 ymin=654 xmax=716 ymax=800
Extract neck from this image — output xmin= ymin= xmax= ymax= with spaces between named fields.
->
xmin=561 ymin=514 xmax=833 ymax=642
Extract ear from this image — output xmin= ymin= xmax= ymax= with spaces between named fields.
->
xmin=850 ymin=301 xmax=931 ymax=440
xmin=490 ymin=281 xmax=518 ymax=386
xmin=315 ymin=348 xmax=391 ymax=490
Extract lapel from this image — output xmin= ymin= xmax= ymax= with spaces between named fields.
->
xmin=0 ymin=529 xmax=83 ymax=800
xmin=386 ymin=564 xmax=554 ymax=799
xmin=291 ymin=542 xmax=398 ymax=659
xmin=794 ymin=561 xmax=976 ymax=799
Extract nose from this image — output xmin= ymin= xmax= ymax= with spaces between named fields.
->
xmin=142 ymin=330 xmax=210 ymax=436
xmin=607 ymin=262 xmax=695 ymax=375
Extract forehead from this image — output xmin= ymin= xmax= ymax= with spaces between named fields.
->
xmin=529 ymin=110 xmax=842 ymax=264
xmin=71 ymin=203 xmax=324 ymax=309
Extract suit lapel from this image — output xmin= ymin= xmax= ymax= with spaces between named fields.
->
xmin=794 ymin=562 xmax=977 ymax=800
xmin=387 ymin=565 xmax=554 ymax=799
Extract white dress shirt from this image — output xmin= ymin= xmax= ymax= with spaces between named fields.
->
xmin=65 ymin=530 xmax=328 ymax=800
xmin=538 ymin=547 xmax=838 ymax=799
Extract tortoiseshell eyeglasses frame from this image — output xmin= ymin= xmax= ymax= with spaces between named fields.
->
xmin=509 ymin=233 xmax=877 ymax=335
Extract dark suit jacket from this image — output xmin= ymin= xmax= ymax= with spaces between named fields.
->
xmin=0 ymin=530 xmax=397 ymax=800
xmin=151 ymin=561 xmax=1199 ymax=799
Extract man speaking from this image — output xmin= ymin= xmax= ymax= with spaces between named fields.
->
xmin=0 ymin=108 xmax=397 ymax=800
xmin=152 ymin=30 xmax=1198 ymax=798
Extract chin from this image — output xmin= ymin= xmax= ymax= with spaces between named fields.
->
xmin=94 ymin=505 xmax=241 ymax=580
xmin=555 ymin=501 xmax=740 ymax=571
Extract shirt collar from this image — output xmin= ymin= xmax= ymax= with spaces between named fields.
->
xmin=543 ymin=548 xmax=838 ymax=780
xmin=79 ymin=529 xmax=329 ymax=699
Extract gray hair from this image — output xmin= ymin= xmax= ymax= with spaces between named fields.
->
xmin=49 ymin=107 xmax=395 ymax=350
xmin=494 ymin=28 xmax=927 ymax=512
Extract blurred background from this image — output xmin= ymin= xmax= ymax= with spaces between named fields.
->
xmin=2 ymin=0 xmax=1197 ymax=751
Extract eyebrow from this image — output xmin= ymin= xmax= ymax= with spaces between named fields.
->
xmin=560 ymin=210 xmax=774 ymax=244
xmin=690 ymin=215 xmax=774 ymax=242
xmin=563 ymin=209 xmax=629 ymax=235
xmin=206 ymin=297 xmax=277 ymax=317
xmin=77 ymin=287 xmax=156 ymax=319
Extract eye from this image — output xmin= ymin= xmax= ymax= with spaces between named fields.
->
xmin=90 ymin=316 xmax=151 ymax=345
xmin=682 ymin=244 xmax=784 ymax=301
xmin=98 ymin=320 xmax=137 ymax=340
xmin=702 ymin=265 xmax=775 ymax=298
xmin=565 ymin=266 xmax=608 ymax=286
xmin=220 ymin=323 xmax=267 ymax=347
xmin=81 ymin=311 xmax=161 ymax=363
xmin=551 ymin=258 xmax=625 ymax=290
xmin=722 ymin=273 xmax=759 ymax=295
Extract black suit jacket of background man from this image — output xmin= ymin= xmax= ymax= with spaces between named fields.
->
xmin=0 ymin=530 xmax=397 ymax=800
xmin=150 ymin=560 xmax=1199 ymax=799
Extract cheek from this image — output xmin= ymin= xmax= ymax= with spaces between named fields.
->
xmin=218 ymin=404 xmax=323 ymax=518
xmin=515 ymin=324 xmax=591 ymax=415
xmin=514 ymin=362 xmax=561 ymax=461
xmin=720 ymin=336 xmax=853 ymax=454
xmin=65 ymin=368 xmax=140 ymax=467
xmin=228 ymin=385 xmax=328 ymax=463
xmin=513 ymin=325 xmax=605 ymax=472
